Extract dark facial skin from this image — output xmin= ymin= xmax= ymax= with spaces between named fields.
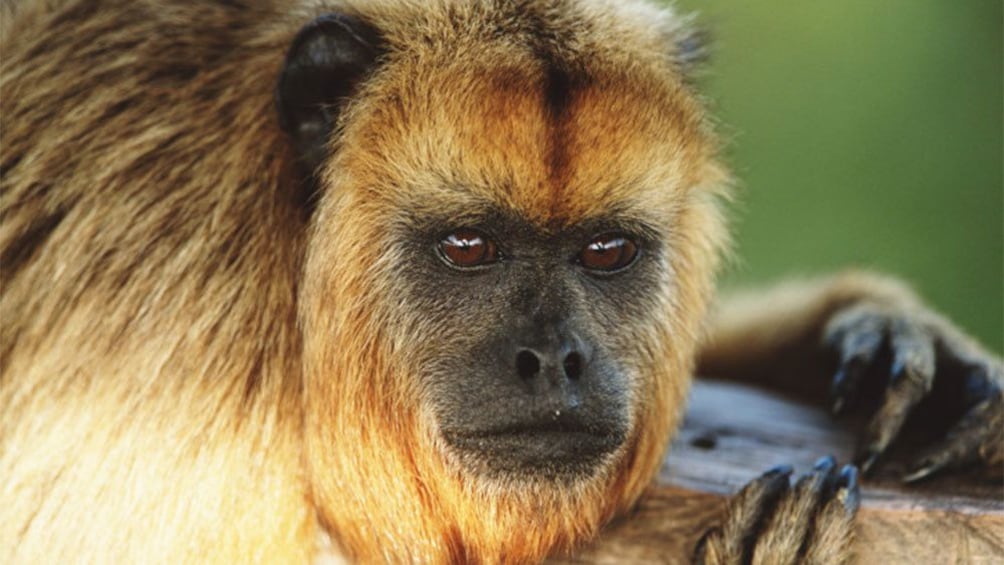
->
xmin=391 ymin=206 xmax=666 ymax=480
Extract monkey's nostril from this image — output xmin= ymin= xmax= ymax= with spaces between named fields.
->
xmin=516 ymin=350 xmax=541 ymax=380
xmin=563 ymin=352 xmax=583 ymax=380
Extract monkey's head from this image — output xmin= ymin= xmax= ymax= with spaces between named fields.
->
xmin=279 ymin=1 xmax=728 ymax=561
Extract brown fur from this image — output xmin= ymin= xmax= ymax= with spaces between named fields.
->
xmin=2 ymin=2 xmax=316 ymax=562
xmin=2 ymin=1 xmax=729 ymax=563
xmin=698 ymin=270 xmax=998 ymax=398
xmin=9 ymin=1 xmax=995 ymax=562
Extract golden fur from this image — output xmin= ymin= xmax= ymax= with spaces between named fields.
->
xmin=7 ymin=2 xmax=998 ymax=563
xmin=1 ymin=0 xmax=729 ymax=562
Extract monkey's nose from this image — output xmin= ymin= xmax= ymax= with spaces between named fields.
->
xmin=513 ymin=333 xmax=590 ymax=391
xmin=515 ymin=348 xmax=584 ymax=381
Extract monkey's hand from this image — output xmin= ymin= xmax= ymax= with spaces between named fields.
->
xmin=823 ymin=296 xmax=1003 ymax=481
xmin=694 ymin=457 xmax=859 ymax=565
xmin=700 ymin=272 xmax=1003 ymax=482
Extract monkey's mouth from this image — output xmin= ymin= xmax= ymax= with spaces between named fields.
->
xmin=442 ymin=419 xmax=625 ymax=478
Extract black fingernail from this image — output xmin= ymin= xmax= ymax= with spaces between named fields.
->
xmin=830 ymin=369 xmax=849 ymax=415
xmin=839 ymin=464 xmax=859 ymax=488
xmin=832 ymin=367 xmax=848 ymax=388
xmin=766 ymin=464 xmax=794 ymax=477
xmin=839 ymin=465 xmax=861 ymax=514
xmin=831 ymin=395 xmax=845 ymax=416
xmin=814 ymin=455 xmax=837 ymax=472
xmin=855 ymin=448 xmax=881 ymax=475
xmin=964 ymin=372 xmax=995 ymax=403
xmin=889 ymin=357 xmax=906 ymax=386
xmin=831 ymin=368 xmax=849 ymax=394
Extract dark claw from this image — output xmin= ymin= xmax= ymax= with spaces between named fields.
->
xmin=888 ymin=356 xmax=907 ymax=386
xmin=830 ymin=395 xmax=845 ymax=416
xmin=838 ymin=464 xmax=858 ymax=488
xmin=754 ymin=466 xmax=795 ymax=512
xmin=901 ymin=459 xmax=940 ymax=484
xmin=740 ymin=465 xmax=794 ymax=515
xmin=829 ymin=367 xmax=850 ymax=415
xmin=806 ymin=456 xmax=841 ymax=498
xmin=887 ymin=319 xmax=935 ymax=389
xmin=837 ymin=464 xmax=860 ymax=513
xmin=813 ymin=455 xmax=837 ymax=472
xmin=794 ymin=459 xmax=835 ymax=495
xmin=854 ymin=448 xmax=881 ymax=475
xmin=766 ymin=464 xmax=794 ymax=477
xmin=830 ymin=361 xmax=867 ymax=416
xmin=962 ymin=367 xmax=998 ymax=406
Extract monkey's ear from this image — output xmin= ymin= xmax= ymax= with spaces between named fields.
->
xmin=276 ymin=14 xmax=385 ymax=176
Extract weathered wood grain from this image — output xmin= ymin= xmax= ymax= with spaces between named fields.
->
xmin=553 ymin=380 xmax=1004 ymax=563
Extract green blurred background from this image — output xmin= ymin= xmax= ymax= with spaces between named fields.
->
xmin=671 ymin=0 xmax=1003 ymax=352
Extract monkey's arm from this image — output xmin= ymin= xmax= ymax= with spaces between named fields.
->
xmin=696 ymin=271 xmax=1003 ymax=481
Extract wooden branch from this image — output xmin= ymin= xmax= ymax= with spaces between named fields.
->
xmin=552 ymin=380 xmax=1004 ymax=563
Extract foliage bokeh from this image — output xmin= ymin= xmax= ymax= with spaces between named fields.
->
xmin=671 ymin=0 xmax=1003 ymax=351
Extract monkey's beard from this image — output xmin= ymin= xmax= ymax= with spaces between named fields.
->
xmin=308 ymin=364 xmax=685 ymax=564
xmin=420 ymin=414 xmax=663 ymax=561
xmin=304 ymin=311 xmax=693 ymax=564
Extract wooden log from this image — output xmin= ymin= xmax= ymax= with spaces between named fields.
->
xmin=552 ymin=379 xmax=1004 ymax=563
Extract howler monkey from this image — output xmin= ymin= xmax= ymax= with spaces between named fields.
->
xmin=1 ymin=1 xmax=1000 ymax=563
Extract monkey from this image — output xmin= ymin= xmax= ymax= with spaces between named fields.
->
xmin=1 ymin=0 xmax=1000 ymax=563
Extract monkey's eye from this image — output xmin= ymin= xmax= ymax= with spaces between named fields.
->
xmin=578 ymin=233 xmax=639 ymax=273
xmin=438 ymin=229 xmax=500 ymax=268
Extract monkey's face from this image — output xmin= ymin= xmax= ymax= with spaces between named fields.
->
xmin=402 ymin=216 xmax=654 ymax=479
xmin=305 ymin=52 xmax=725 ymax=485
xmin=291 ymin=6 xmax=728 ymax=560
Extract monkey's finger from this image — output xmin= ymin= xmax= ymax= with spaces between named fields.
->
xmin=935 ymin=337 xmax=1004 ymax=409
xmin=830 ymin=358 xmax=872 ymax=417
xmin=900 ymin=338 xmax=1004 ymax=481
xmin=854 ymin=318 xmax=935 ymax=474
xmin=695 ymin=465 xmax=793 ymax=565
xmin=751 ymin=456 xmax=838 ymax=565
xmin=823 ymin=308 xmax=887 ymax=416
xmin=802 ymin=465 xmax=860 ymax=565
xmin=902 ymin=394 xmax=1004 ymax=483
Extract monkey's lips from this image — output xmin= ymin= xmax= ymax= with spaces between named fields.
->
xmin=441 ymin=420 xmax=625 ymax=477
